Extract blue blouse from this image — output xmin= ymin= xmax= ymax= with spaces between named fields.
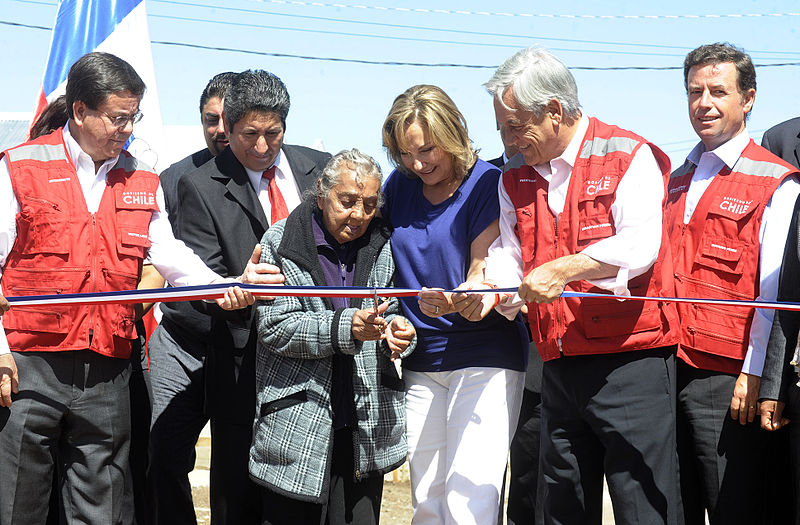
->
xmin=382 ymin=159 xmax=527 ymax=372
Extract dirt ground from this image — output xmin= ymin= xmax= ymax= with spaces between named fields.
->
xmin=191 ymin=469 xmax=413 ymax=525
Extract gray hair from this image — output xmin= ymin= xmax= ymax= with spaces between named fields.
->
xmin=484 ymin=47 xmax=581 ymax=120
xmin=224 ymin=70 xmax=290 ymax=129
xmin=317 ymin=148 xmax=384 ymax=208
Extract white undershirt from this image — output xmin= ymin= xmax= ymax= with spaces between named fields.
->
xmin=244 ymin=149 xmax=303 ymax=223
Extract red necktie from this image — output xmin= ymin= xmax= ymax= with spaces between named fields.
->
xmin=262 ymin=166 xmax=289 ymax=224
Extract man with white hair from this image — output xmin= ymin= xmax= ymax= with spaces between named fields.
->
xmin=482 ymin=46 xmax=680 ymax=524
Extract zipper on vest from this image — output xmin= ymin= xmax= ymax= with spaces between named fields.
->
xmin=554 ymin=214 xmax=564 ymax=354
xmin=89 ymin=214 xmax=98 ymax=348
xmin=26 ymin=196 xmax=61 ymax=211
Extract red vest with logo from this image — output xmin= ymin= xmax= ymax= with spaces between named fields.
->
xmin=665 ymin=140 xmax=798 ymax=374
xmin=503 ymin=117 xmax=679 ymax=361
xmin=1 ymin=129 xmax=159 ymax=359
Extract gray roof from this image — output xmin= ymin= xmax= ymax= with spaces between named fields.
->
xmin=0 ymin=120 xmax=30 ymax=152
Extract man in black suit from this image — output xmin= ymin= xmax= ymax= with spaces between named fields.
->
xmin=488 ymin=131 xmax=545 ymax=525
xmin=147 ymin=69 xmax=330 ymax=524
xmin=160 ymin=71 xmax=236 ymax=230
xmin=759 ymin=116 xmax=800 ymax=524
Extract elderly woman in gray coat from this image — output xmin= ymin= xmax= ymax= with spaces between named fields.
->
xmin=250 ymin=149 xmax=416 ymax=525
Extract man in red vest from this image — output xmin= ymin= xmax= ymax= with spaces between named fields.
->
xmin=0 ymin=52 xmax=279 ymax=525
xmin=478 ymin=46 xmax=680 ymax=524
xmin=666 ymin=43 xmax=800 ymax=525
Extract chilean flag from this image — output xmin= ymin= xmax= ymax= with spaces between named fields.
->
xmin=34 ymin=0 xmax=165 ymax=171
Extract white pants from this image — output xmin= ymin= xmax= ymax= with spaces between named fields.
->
xmin=404 ymin=367 xmax=525 ymax=525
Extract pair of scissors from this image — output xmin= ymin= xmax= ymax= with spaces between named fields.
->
xmin=373 ymin=287 xmax=380 ymax=315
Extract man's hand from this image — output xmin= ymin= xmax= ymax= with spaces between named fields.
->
xmin=759 ymin=399 xmax=790 ymax=431
xmin=215 ymin=285 xmax=256 ymax=310
xmin=730 ymin=372 xmax=761 ymax=425
xmin=452 ymin=282 xmax=498 ymax=322
xmin=518 ymin=260 xmax=567 ymax=304
xmin=0 ymin=295 xmax=9 ymax=315
xmin=352 ymin=301 xmax=389 ymax=342
xmin=0 ymin=353 xmax=19 ymax=408
xmin=385 ymin=316 xmax=415 ymax=361
xmin=418 ymin=288 xmax=452 ymax=318
xmin=238 ymin=244 xmax=285 ymax=301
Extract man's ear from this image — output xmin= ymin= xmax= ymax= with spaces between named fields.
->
xmin=546 ymin=99 xmax=564 ymax=124
xmin=72 ymin=100 xmax=87 ymax=126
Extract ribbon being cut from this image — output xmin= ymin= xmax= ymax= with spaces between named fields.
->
xmin=6 ymin=284 xmax=800 ymax=312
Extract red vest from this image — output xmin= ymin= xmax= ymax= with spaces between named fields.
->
xmin=665 ymin=140 xmax=798 ymax=374
xmin=503 ymin=117 xmax=679 ymax=361
xmin=1 ymin=129 xmax=159 ymax=359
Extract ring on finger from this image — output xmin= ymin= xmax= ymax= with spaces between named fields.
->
xmin=434 ymin=305 xmax=440 ymax=314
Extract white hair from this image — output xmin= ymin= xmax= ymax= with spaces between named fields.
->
xmin=485 ymin=47 xmax=581 ymax=119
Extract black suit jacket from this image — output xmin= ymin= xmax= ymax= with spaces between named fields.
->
xmin=761 ymin=118 xmax=800 ymax=415
xmin=174 ymin=144 xmax=330 ymax=424
xmin=159 ymin=147 xmax=214 ymax=231
xmin=762 ymin=117 xmax=800 ymax=170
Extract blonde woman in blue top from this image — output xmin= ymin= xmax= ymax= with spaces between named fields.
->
xmin=381 ymin=84 xmax=528 ymax=525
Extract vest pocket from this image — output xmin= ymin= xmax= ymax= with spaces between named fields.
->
xmin=116 ymin=220 xmax=151 ymax=258
xmin=581 ymin=299 xmax=662 ymax=339
xmin=18 ymin=198 xmax=69 ymax=255
xmin=694 ymin=234 xmax=746 ymax=276
xmin=2 ymin=306 xmax=70 ymax=334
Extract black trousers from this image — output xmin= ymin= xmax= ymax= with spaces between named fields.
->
xmin=676 ymin=361 xmax=772 ymax=525
xmin=541 ymin=346 xmax=679 ymax=525
xmin=0 ymin=350 xmax=133 ymax=525
xmin=506 ymin=388 xmax=544 ymax=525
xmin=260 ymin=428 xmax=383 ymax=525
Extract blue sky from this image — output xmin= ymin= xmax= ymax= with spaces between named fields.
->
xmin=1 ymin=0 xmax=799 ymax=172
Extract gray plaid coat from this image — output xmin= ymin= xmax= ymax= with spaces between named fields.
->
xmin=249 ymin=201 xmax=416 ymax=502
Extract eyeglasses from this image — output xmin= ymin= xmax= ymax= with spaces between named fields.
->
xmin=96 ymin=109 xmax=144 ymax=129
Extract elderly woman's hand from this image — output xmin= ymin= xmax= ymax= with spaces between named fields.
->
xmin=352 ymin=301 xmax=389 ymax=342
xmin=385 ymin=316 xmax=415 ymax=361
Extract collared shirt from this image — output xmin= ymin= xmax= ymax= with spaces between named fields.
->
xmin=683 ymin=130 xmax=800 ymax=377
xmin=244 ymin=149 xmax=303 ymax=224
xmin=486 ymin=114 xmax=666 ymax=317
xmin=0 ymin=124 xmax=221 ymax=355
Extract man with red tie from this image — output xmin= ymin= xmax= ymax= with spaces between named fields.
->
xmin=147 ymin=69 xmax=330 ymax=524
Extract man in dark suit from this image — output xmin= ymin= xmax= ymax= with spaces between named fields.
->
xmin=759 ymin=116 xmax=800 ymax=524
xmin=762 ymin=117 xmax=800 ymax=169
xmin=487 ymin=131 xmax=545 ymax=525
xmin=147 ymin=69 xmax=330 ymax=524
xmin=159 ymin=71 xmax=236 ymax=230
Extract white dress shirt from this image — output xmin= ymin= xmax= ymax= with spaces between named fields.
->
xmin=683 ymin=130 xmax=800 ymax=377
xmin=245 ymin=149 xmax=303 ymax=224
xmin=486 ymin=114 xmax=667 ymax=319
xmin=0 ymin=124 xmax=221 ymax=355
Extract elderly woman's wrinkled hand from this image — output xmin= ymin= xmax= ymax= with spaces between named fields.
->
xmin=385 ymin=316 xmax=415 ymax=361
xmin=352 ymin=301 xmax=390 ymax=342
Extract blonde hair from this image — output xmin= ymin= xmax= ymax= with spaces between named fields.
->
xmin=382 ymin=85 xmax=477 ymax=180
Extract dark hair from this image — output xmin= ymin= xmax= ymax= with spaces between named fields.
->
xmin=199 ymin=72 xmax=237 ymax=114
xmin=683 ymin=43 xmax=756 ymax=95
xmin=30 ymin=95 xmax=69 ymax=139
xmin=223 ymin=70 xmax=290 ymax=129
xmin=65 ymin=52 xmax=145 ymax=119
